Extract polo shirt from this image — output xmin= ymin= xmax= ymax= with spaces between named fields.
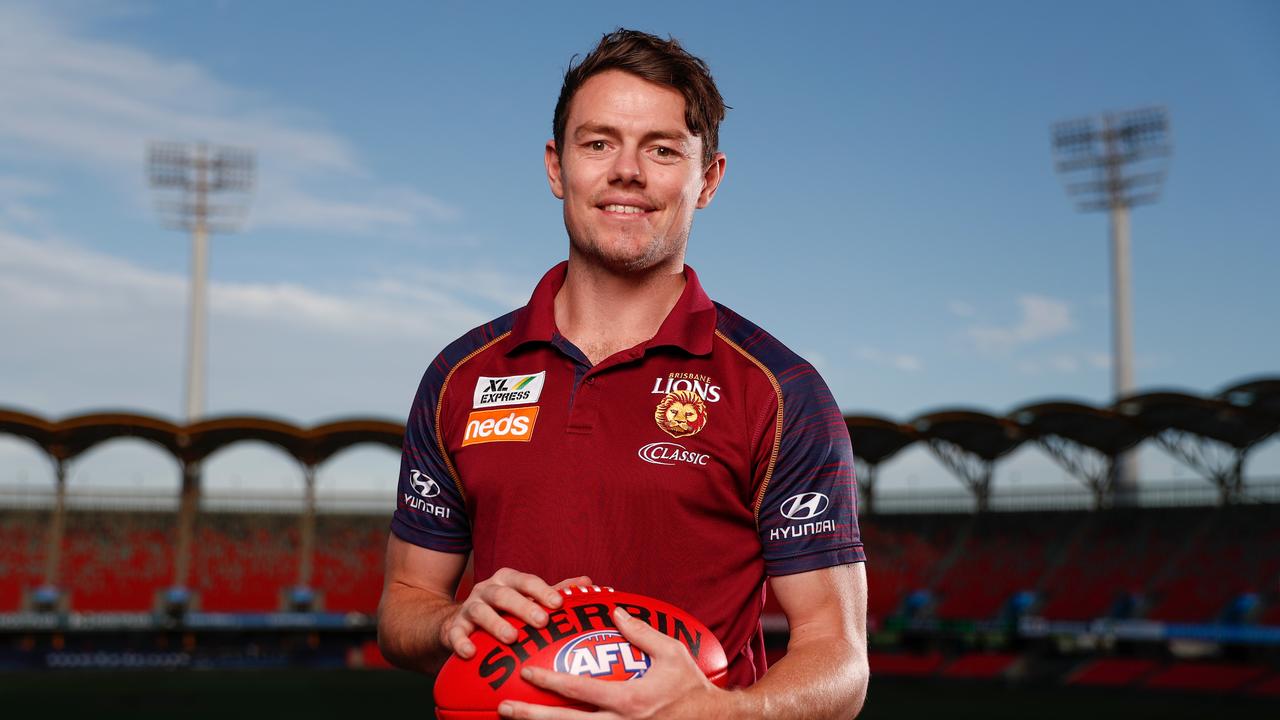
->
xmin=392 ymin=261 xmax=864 ymax=688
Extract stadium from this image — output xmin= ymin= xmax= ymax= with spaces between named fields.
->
xmin=2 ymin=378 xmax=1278 ymax=716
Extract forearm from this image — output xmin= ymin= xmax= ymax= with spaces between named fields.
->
xmin=377 ymin=582 xmax=458 ymax=674
xmin=726 ymin=635 xmax=868 ymax=720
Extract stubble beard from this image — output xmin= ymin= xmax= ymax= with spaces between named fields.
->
xmin=565 ymin=212 xmax=691 ymax=275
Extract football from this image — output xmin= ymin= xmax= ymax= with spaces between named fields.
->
xmin=433 ymin=585 xmax=729 ymax=719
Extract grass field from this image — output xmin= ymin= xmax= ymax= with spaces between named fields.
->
xmin=0 ymin=670 xmax=1275 ymax=719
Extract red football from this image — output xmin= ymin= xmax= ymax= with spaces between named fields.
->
xmin=434 ymin=585 xmax=729 ymax=719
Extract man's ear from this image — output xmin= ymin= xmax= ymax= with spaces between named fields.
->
xmin=696 ymin=151 xmax=727 ymax=208
xmin=545 ymin=140 xmax=565 ymax=199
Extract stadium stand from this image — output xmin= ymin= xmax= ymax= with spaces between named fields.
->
xmin=931 ymin=511 xmax=1078 ymax=620
xmin=859 ymin=513 xmax=967 ymax=622
xmin=312 ymin=514 xmax=386 ymax=613
xmin=63 ymin=510 xmax=173 ymax=611
xmin=193 ymin=513 xmax=299 ymax=612
xmin=1066 ymin=658 xmax=1160 ymax=687
xmin=940 ymin=652 xmax=1020 ymax=679
xmin=1035 ymin=508 xmax=1198 ymax=621
xmin=867 ymin=650 xmax=946 ymax=677
xmin=1143 ymin=662 xmax=1271 ymax=693
xmin=1144 ymin=505 xmax=1280 ymax=622
xmin=0 ymin=509 xmax=44 ymax=611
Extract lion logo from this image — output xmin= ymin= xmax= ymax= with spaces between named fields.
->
xmin=654 ymin=390 xmax=708 ymax=438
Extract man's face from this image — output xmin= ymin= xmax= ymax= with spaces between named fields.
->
xmin=546 ymin=70 xmax=725 ymax=274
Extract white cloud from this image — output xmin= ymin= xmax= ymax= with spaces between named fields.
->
xmin=856 ymin=347 xmax=923 ymax=372
xmin=0 ymin=4 xmax=456 ymax=236
xmin=947 ymin=300 xmax=975 ymax=318
xmin=966 ymin=294 xmax=1074 ymax=352
xmin=0 ymin=229 xmax=519 ymax=420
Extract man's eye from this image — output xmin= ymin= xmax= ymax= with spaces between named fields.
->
xmin=655 ymin=147 xmax=671 ymax=156
xmin=589 ymin=141 xmax=607 ymax=151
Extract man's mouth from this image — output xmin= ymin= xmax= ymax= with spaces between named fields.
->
xmin=600 ymin=204 xmax=649 ymax=215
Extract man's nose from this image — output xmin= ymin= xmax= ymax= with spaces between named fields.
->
xmin=608 ymin=145 xmax=645 ymax=185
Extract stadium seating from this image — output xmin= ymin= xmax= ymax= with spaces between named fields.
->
xmin=1143 ymin=661 xmax=1270 ymax=692
xmin=858 ymin=513 xmax=967 ymax=622
xmin=192 ymin=513 xmax=299 ymax=612
xmin=0 ymin=510 xmax=45 ymax=611
xmin=867 ymin=650 xmax=946 ymax=677
xmin=940 ymin=652 xmax=1019 ymax=678
xmin=62 ymin=510 xmax=174 ymax=611
xmin=931 ymin=511 xmax=1077 ymax=620
xmin=1036 ymin=508 xmax=1196 ymax=621
xmin=312 ymin=514 xmax=387 ymax=613
xmin=1144 ymin=506 xmax=1280 ymax=622
xmin=1066 ymin=658 xmax=1159 ymax=687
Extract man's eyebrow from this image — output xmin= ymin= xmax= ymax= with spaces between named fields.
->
xmin=573 ymin=123 xmax=692 ymax=144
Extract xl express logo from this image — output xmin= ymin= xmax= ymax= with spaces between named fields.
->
xmin=473 ymin=372 xmax=546 ymax=409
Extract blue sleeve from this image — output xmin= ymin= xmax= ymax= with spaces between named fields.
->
xmin=757 ymin=363 xmax=865 ymax=576
xmin=390 ymin=354 xmax=472 ymax=554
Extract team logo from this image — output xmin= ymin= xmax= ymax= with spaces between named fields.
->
xmin=408 ymin=469 xmax=440 ymax=498
xmin=654 ymin=390 xmax=707 ymax=438
xmin=553 ymin=631 xmax=650 ymax=679
xmin=473 ymin=372 xmax=546 ymax=409
xmin=651 ymin=372 xmax=722 ymax=402
xmin=781 ymin=492 xmax=830 ymax=520
xmin=638 ymin=442 xmax=710 ymax=467
xmin=462 ymin=406 xmax=539 ymax=446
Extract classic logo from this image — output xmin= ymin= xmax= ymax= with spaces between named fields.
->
xmin=462 ymin=407 xmax=539 ymax=446
xmin=473 ymin=372 xmax=546 ymax=409
xmin=408 ymin=469 xmax=440 ymax=498
xmin=781 ymin=492 xmax=830 ymax=520
xmin=651 ymin=372 xmax=722 ymax=403
xmin=553 ymin=631 xmax=650 ymax=679
xmin=654 ymin=390 xmax=707 ymax=439
xmin=638 ymin=442 xmax=710 ymax=467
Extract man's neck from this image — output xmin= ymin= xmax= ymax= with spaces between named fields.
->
xmin=554 ymin=254 xmax=686 ymax=366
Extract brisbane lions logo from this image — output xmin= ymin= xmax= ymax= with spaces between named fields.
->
xmin=654 ymin=390 xmax=707 ymax=439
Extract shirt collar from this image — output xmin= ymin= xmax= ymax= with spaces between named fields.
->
xmin=507 ymin=261 xmax=716 ymax=357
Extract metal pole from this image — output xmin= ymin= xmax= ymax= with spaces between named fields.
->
xmin=185 ymin=145 xmax=209 ymax=423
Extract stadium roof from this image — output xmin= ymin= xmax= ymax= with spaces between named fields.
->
xmin=0 ymin=374 xmax=1275 ymax=471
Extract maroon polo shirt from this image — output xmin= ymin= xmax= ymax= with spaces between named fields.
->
xmin=392 ymin=261 xmax=864 ymax=688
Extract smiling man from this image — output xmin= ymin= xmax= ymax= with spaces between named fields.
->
xmin=378 ymin=29 xmax=868 ymax=719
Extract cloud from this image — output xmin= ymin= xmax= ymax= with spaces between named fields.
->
xmin=947 ymin=300 xmax=976 ymax=318
xmin=966 ymin=294 xmax=1073 ymax=353
xmin=0 ymin=4 xmax=456 ymax=236
xmin=856 ymin=347 xmax=923 ymax=372
xmin=0 ymin=229 xmax=519 ymax=420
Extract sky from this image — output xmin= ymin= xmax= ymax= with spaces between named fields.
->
xmin=0 ymin=0 xmax=1277 ymax=500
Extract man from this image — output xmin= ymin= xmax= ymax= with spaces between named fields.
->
xmin=378 ymin=29 xmax=868 ymax=719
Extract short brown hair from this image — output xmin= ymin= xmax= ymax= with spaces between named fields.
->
xmin=553 ymin=29 xmax=728 ymax=168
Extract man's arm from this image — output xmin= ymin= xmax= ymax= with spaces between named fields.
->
xmin=377 ymin=533 xmax=594 ymax=674
xmin=736 ymin=562 xmax=869 ymax=718
xmin=503 ymin=562 xmax=868 ymax=720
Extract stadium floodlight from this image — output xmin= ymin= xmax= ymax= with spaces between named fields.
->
xmin=1051 ymin=107 xmax=1172 ymax=499
xmin=147 ymin=142 xmax=255 ymax=423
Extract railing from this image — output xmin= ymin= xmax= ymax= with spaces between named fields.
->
xmin=1 ymin=477 xmax=1277 ymax=515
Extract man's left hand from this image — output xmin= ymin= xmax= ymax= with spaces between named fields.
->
xmin=496 ymin=606 xmax=735 ymax=719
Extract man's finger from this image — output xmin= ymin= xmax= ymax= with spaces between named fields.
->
xmin=466 ymin=601 xmax=519 ymax=644
xmin=611 ymin=606 xmax=684 ymax=661
xmin=519 ymin=665 xmax=623 ymax=709
xmin=487 ymin=584 xmax=550 ymax=627
xmin=496 ymin=699 xmax=601 ymax=720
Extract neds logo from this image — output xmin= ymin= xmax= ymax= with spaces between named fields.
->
xmin=462 ymin=407 xmax=539 ymax=447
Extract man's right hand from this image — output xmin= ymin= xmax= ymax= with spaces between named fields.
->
xmin=442 ymin=569 xmax=595 ymax=659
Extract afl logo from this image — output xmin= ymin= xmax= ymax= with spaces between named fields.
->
xmin=409 ymin=470 xmax=440 ymax=498
xmin=554 ymin=631 xmax=650 ymax=679
xmin=781 ymin=492 xmax=830 ymax=520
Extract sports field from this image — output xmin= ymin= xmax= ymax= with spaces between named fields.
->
xmin=1 ymin=671 xmax=1274 ymax=719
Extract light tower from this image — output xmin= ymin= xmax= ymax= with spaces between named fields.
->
xmin=1051 ymin=107 xmax=1172 ymax=501
xmin=147 ymin=142 xmax=254 ymax=608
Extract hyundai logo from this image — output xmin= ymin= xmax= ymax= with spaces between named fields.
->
xmin=781 ymin=492 xmax=830 ymax=520
xmin=409 ymin=469 xmax=440 ymax=498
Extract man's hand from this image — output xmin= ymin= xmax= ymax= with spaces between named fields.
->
xmin=443 ymin=569 xmax=594 ymax=659
xmin=496 ymin=607 xmax=741 ymax=720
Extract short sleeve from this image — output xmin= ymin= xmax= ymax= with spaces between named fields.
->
xmin=390 ymin=356 xmax=472 ymax=553
xmin=756 ymin=364 xmax=864 ymax=576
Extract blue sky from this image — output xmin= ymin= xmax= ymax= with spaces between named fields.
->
xmin=0 ymin=1 xmax=1277 ymax=496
